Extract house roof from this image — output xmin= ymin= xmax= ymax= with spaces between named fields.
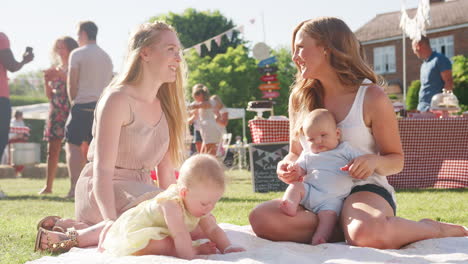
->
xmin=355 ymin=0 xmax=468 ymax=42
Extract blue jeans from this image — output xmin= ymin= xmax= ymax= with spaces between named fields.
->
xmin=0 ymin=97 xmax=11 ymax=156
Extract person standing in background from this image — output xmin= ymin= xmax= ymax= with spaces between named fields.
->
xmin=39 ymin=36 xmax=79 ymax=195
xmin=65 ymin=21 xmax=113 ymax=198
xmin=0 ymin=32 xmax=34 ymax=198
xmin=0 ymin=32 xmax=34 ymax=169
xmin=412 ymin=36 xmax=453 ymax=112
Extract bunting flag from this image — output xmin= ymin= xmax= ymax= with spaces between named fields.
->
xmin=194 ymin=44 xmax=202 ymax=56
xmin=204 ymin=39 xmax=212 ymax=51
xmin=214 ymin=35 xmax=222 ymax=46
xmin=400 ymin=0 xmax=431 ymax=41
xmin=183 ymin=25 xmax=245 ymax=55
xmin=249 ymin=18 xmax=256 ymax=24
xmin=226 ymin=30 xmax=234 ymax=42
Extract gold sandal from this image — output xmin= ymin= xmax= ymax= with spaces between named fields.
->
xmin=36 ymin=216 xmax=63 ymax=232
xmin=34 ymin=227 xmax=79 ymax=253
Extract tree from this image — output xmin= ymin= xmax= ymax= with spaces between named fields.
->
xmin=270 ymin=46 xmax=296 ymax=116
xmin=185 ymin=45 xmax=260 ymax=141
xmin=9 ymin=70 xmax=46 ymax=98
xmin=151 ymin=8 xmax=244 ymax=57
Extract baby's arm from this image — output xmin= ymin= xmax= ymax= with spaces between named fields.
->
xmin=199 ymin=214 xmax=245 ymax=254
xmin=161 ymin=200 xmax=196 ymax=259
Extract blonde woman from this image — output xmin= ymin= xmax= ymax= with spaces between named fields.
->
xmin=39 ymin=36 xmax=78 ymax=195
xmin=249 ymin=17 xmax=467 ymax=249
xmin=35 ymin=21 xmax=188 ymax=253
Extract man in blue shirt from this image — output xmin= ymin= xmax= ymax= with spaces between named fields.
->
xmin=412 ymin=36 xmax=453 ymax=112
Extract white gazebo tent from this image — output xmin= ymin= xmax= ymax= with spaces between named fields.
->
xmin=226 ymin=108 xmax=246 ymax=143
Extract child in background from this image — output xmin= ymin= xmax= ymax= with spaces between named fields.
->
xmin=280 ymin=109 xmax=365 ymax=245
xmin=100 ymin=154 xmax=244 ymax=259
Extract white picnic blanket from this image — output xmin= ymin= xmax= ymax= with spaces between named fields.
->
xmin=27 ymin=223 xmax=468 ymax=264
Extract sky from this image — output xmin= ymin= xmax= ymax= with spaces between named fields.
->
xmin=1 ymin=0 xmax=421 ymax=78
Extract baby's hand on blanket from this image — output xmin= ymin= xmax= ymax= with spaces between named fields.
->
xmin=223 ymin=244 xmax=245 ymax=254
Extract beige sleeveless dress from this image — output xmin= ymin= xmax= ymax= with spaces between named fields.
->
xmin=75 ymin=103 xmax=169 ymax=225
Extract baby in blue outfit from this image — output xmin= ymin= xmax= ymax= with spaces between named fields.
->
xmin=280 ymin=109 xmax=364 ymax=245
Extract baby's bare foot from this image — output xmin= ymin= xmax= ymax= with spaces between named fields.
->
xmin=280 ymin=200 xmax=298 ymax=216
xmin=196 ymin=241 xmax=217 ymax=255
xmin=420 ymin=218 xmax=468 ymax=238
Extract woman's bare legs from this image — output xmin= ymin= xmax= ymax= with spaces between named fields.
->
xmin=341 ymin=191 xmax=468 ymax=249
xmin=249 ymin=199 xmax=321 ymax=243
xmin=39 ymin=221 xmax=105 ymax=250
xmin=39 ymin=139 xmax=62 ymax=194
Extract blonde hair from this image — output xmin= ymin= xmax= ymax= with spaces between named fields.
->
xmin=289 ymin=17 xmax=381 ymax=138
xmin=50 ymin=36 xmax=78 ymax=67
xmin=302 ymin=109 xmax=337 ymax=135
xmin=109 ymin=21 xmax=188 ymax=166
xmin=192 ymin=84 xmax=210 ymax=101
xmin=177 ymin=154 xmax=225 ymax=190
xmin=210 ymin=95 xmax=225 ymax=108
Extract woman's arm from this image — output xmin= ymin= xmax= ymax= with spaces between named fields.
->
xmin=156 ymin=151 xmax=177 ymax=190
xmin=92 ymin=91 xmax=132 ymax=221
xmin=215 ymin=111 xmax=228 ymax=127
xmin=161 ymin=200 xmax=195 ymax=259
xmin=189 ymin=101 xmax=211 ymax=109
xmin=188 ymin=109 xmax=198 ymax=125
xmin=43 ymin=69 xmax=53 ymax=99
xmin=350 ymin=85 xmax=404 ymax=178
xmin=277 ymin=103 xmax=304 ymax=184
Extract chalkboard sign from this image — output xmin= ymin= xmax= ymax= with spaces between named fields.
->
xmin=249 ymin=142 xmax=289 ymax=192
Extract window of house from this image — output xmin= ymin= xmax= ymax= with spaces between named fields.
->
xmin=373 ymin=46 xmax=396 ymax=74
xmin=430 ymin=35 xmax=454 ymax=59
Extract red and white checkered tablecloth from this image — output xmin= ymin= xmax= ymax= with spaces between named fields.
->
xmin=388 ymin=118 xmax=468 ymax=189
xmin=248 ymin=119 xmax=289 ymax=143
xmin=9 ymin=126 xmax=30 ymax=134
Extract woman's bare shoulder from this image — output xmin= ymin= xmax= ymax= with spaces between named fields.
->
xmin=364 ymin=84 xmax=392 ymax=109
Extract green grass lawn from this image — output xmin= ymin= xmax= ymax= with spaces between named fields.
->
xmin=1 ymin=170 xmax=467 ymax=264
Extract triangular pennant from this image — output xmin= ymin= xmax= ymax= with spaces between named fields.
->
xmin=226 ymin=30 xmax=233 ymax=42
xmin=237 ymin=25 xmax=244 ymax=34
xmin=194 ymin=44 xmax=202 ymax=56
xmin=204 ymin=40 xmax=212 ymax=51
xmin=214 ymin=35 xmax=222 ymax=46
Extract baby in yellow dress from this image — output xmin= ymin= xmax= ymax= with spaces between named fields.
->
xmin=100 ymin=154 xmax=245 ymax=259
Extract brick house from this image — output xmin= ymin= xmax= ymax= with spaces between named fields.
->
xmin=355 ymin=0 xmax=468 ymax=94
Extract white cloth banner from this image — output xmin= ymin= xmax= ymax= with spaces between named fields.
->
xmin=400 ymin=0 xmax=431 ymax=41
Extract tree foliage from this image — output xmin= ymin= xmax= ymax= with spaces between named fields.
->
xmin=151 ymin=8 xmax=243 ymax=57
xmin=452 ymin=55 xmax=468 ymax=106
xmin=185 ymin=45 xmax=260 ymax=140
xmin=406 ymin=80 xmax=420 ymax=110
xmin=9 ymin=70 xmax=46 ymax=98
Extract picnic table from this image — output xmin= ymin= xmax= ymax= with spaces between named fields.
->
xmin=248 ymin=117 xmax=468 ymax=189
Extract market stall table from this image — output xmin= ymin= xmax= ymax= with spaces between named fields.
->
xmin=248 ymin=117 xmax=468 ymax=190
xmin=388 ymin=117 xmax=468 ymax=189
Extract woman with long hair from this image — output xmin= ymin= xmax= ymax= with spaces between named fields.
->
xmin=249 ymin=17 xmax=467 ymax=249
xmin=39 ymin=36 xmax=78 ymax=195
xmin=34 ymin=21 xmax=188 ymax=253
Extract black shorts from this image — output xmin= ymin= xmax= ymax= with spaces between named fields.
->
xmin=349 ymin=184 xmax=397 ymax=215
xmin=193 ymin=130 xmax=202 ymax=143
xmin=65 ymin=102 xmax=96 ymax=146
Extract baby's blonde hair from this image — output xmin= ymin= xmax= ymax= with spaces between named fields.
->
xmin=178 ymin=154 xmax=225 ymax=190
xmin=302 ymin=109 xmax=337 ymax=135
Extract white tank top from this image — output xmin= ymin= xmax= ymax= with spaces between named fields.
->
xmin=300 ymin=79 xmax=396 ymax=203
